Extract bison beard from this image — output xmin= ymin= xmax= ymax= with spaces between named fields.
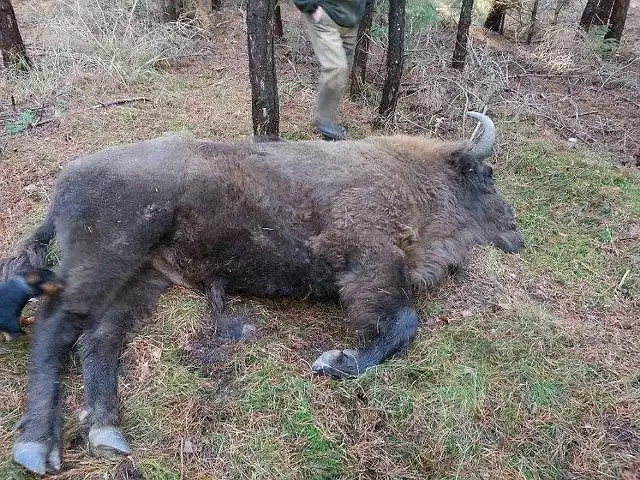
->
xmin=0 ymin=113 xmax=524 ymax=475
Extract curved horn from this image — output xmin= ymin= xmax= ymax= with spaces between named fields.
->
xmin=466 ymin=111 xmax=496 ymax=161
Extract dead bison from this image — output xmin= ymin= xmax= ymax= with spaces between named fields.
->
xmin=1 ymin=112 xmax=523 ymax=474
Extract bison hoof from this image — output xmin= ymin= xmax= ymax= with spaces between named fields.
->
xmin=13 ymin=440 xmax=61 ymax=475
xmin=312 ymin=349 xmax=361 ymax=378
xmin=89 ymin=427 xmax=131 ymax=457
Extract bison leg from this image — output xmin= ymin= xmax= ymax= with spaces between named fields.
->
xmin=13 ymin=303 xmax=86 ymax=474
xmin=14 ymin=256 xmax=157 ymax=473
xmin=312 ymin=249 xmax=419 ymax=378
xmin=78 ymin=268 xmax=170 ymax=457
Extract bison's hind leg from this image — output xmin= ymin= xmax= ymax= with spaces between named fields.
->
xmin=79 ymin=267 xmax=171 ymax=457
xmin=312 ymin=248 xmax=419 ymax=378
xmin=13 ymin=299 xmax=86 ymax=475
xmin=14 ymin=228 xmax=167 ymax=474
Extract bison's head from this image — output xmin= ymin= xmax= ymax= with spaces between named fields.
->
xmin=453 ymin=112 xmax=525 ymax=254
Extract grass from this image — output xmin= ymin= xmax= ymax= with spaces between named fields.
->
xmin=0 ymin=2 xmax=639 ymax=479
xmin=0 ymin=0 xmax=201 ymax=105
xmin=499 ymin=142 xmax=640 ymax=304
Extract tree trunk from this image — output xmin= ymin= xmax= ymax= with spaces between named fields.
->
xmin=526 ymin=0 xmax=539 ymax=43
xmin=0 ymin=0 xmax=30 ymax=70
xmin=593 ymin=0 xmax=615 ymax=25
xmin=452 ymin=0 xmax=474 ymax=71
xmin=274 ymin=0 xmax=283 ymax=39
xmin=579 ymin=0 xmax=599 ymax=29
xmin=162 ymin=0 xmax=184 ymax=21
xmin=212 ymin=0 xmax=222 ymax=9
xmin=349 ymin=0 xmax=375 ymax=99
xmin=247 ymin=0 xmax=279 ymax=136
xmin=378 ymin=0 xmax=406 ymax=118
xmin=604 ymin=0 xmax=630 ymax=42
xmin=484 ymin=1 xmax=506 ymax=33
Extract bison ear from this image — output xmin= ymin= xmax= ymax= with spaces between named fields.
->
xmin=447 ymin=145 xmax=479 ymax=174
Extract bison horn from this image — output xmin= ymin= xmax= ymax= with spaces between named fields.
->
xmin=466 ymin=111 xmax=496 ymax=161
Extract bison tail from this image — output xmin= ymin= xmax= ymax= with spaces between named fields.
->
xmin=0 ymin=210 xmax=56 ymax=281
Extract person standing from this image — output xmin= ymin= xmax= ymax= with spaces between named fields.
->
xmin=293 ymin=0 xmax=368 ymax=140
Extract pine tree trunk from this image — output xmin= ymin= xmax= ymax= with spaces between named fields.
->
xmin=247 ymin=0 xmax=280 ymax=136
xmin=526 ymin=0 xmax=539 ymax=43
xmin=378 ymin=0 xmax=406 ymax=118
xmin=452 ymin=0 xmax=474 ymax=71
xmin=349 ymin=0 xmax=375 ymax=98
xmin=579 ymin=0 xmax=599 ymax=29
xmin=593 ymin=0 xmax=615 ymax=25
xmin=0 ymin=0 xmax=30 ymax=70
xmin=274 ymin=1 xmax=283 ymax=39
xmin=484 ymin=1 xmax=506 ymax=32
xmin=604 ymin=0 xmax=630 ymax=42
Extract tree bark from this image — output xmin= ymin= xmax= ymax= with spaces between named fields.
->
xmin=247 ymin=0 xmax=280 ymax=136
xmin=526 ymin=0 xmax=539 ymax=43
xmin=484 ymin=1 xmax=506 ymax=33
xmin=378 ymin=0 xmax=406 ymax=118
xmin=274 ymin=0 xmax=283 ymax=39
xmin=212 ymin=0 xmax=222 ymax=9
xmin=452 ymin=0 xmax=474 ymax=71
xmin=349 ymin=0 xmax=375 ymax=98
xmin=604 ymin=0 xmax=630 ymax=42
xmin=593 ymin=0 xmax=615 ymax=25
xmin=0 ymin=0 xmax=30 ymax=70
xmin=579 ymin=0 xmax=599 ymax=29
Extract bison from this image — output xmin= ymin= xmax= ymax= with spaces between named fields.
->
xmin=0 ymin=112 xmax=523 ymax=474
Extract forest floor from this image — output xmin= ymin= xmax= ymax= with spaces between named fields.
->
xmin=0 ymin=1 xmax=638 ymax=479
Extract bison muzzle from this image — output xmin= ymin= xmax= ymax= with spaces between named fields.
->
xmin=0 ymin=112 xmax=524 ymax=474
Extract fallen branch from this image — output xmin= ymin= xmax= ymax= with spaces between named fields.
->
xmin=91 ymin=97 xmax=151 ymax=109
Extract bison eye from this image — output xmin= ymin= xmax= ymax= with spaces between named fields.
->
xmin=485 ymin=165 xmax=494 ymax=177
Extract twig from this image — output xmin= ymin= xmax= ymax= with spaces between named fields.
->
xmin=616 ymin=269 xmax=630 ymax=290
xmin=32 ymin=118 xmax=58 ymax=128
xmin=576 ymin=110 xmax=599 ymax=117
xmin=180 ymin=438 xmax=185 ymax=480
xmin=91 ymin=97 xmax=150 ymax=109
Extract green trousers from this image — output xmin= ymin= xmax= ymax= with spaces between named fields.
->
xmin=304 ymin=13 xmax=358 ymax=124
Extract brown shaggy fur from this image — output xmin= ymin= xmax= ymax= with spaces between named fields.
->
xmin=1 ymin=131 xmax=523 ymax=474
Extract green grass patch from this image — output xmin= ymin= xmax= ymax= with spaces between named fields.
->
xmin=232 ymin=356 xmax=344 ymax=479
xmin=498 ymin=142 xmax=639 ymax=303
xmin=324 ymin=305 xmax=621 ymax=478
xmin=4 ymin=110 xmax=37 ymax=135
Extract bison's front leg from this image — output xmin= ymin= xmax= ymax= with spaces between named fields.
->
xmin=312 ymin=249 xmax=419 ymax=378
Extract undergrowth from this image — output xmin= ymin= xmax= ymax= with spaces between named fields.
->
xmin=1 ymin=0 xmax=201 ymax=105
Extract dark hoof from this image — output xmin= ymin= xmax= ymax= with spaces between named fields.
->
xmin=311 ymin=349 xmax=361 ymax=378
xmin=13 ymin=441 xmax=60 ymax=475
xmin=89 ymin=427 xmax=131 ymax=456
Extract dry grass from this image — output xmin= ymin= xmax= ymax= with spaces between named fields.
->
xmin=0 ymin=1 xmax=639 ymax=479
xmin=1 ymin=0 xmax=202 ymax=105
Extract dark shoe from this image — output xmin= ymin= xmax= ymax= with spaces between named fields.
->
xmin=314 ymin=120 xmax=346 ymax=141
